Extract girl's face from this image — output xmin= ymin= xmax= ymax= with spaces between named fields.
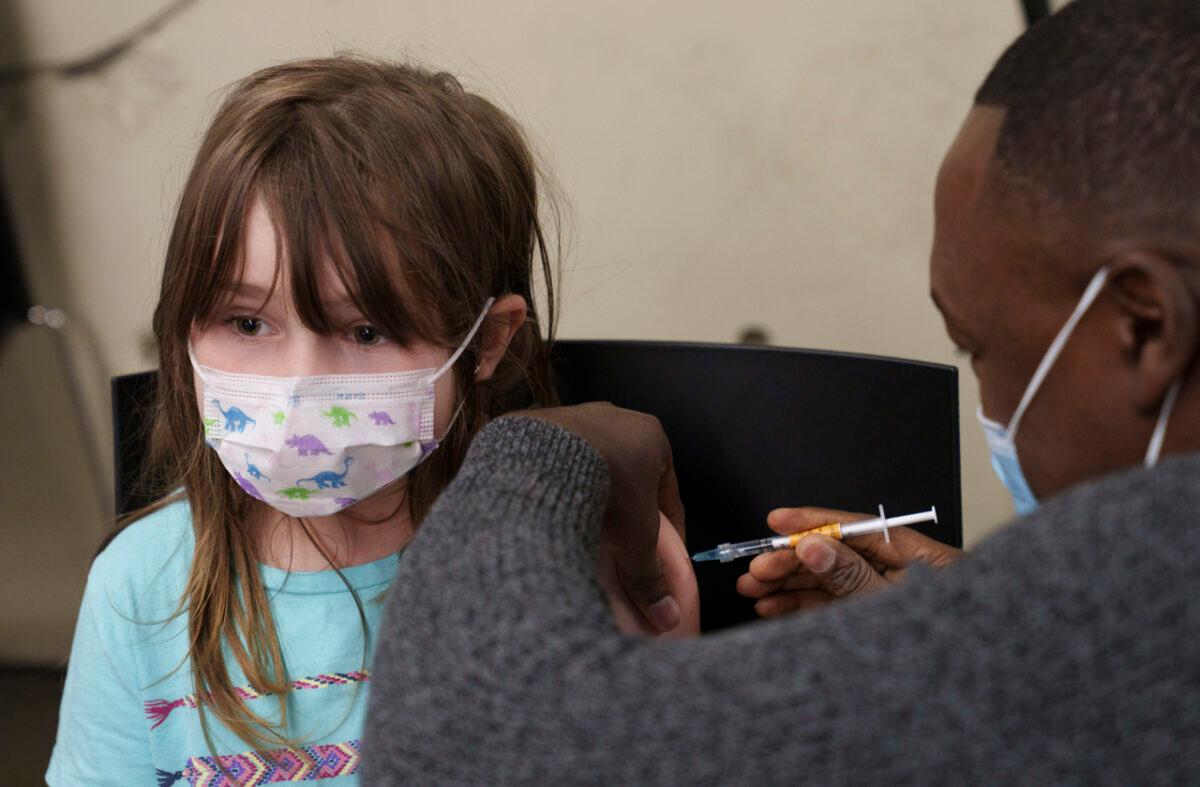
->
xmin=190 ymin=199 xmax=460 ymax=437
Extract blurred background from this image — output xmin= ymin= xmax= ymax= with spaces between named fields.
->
xmin=0 ymin=0 xmax=1057 ymax=780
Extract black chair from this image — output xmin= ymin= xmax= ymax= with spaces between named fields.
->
xmin=113 ymin=340 xmax=961 ymax=632
xmin=0 ymin=163 xmax=32 ymax=347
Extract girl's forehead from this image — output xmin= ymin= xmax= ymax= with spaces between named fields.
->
xmin=233 ymin=197 xmax=352 ymax=306
xmin=240 ymin=199 xmax=278 ymax=284
xmin=226 ymin=258 xmax=352 ymax=312
xmin=216 ymin=194 xmax=441 ymax=344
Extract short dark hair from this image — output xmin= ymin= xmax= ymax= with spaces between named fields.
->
xmin=976 ymin=0 xmax=1200 ymax=227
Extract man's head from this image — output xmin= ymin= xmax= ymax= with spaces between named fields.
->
xmin=931 ymin=0 xmax=1200 ymax=504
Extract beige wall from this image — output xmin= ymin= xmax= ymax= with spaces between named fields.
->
xmin=0 ymin=0 xmax=1025 ymax=662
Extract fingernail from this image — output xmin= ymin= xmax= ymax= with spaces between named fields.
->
xmin=798 ymin=539 xmax=836 ymax=573
xmin=648 ymin=596 xmax=681 ymax=631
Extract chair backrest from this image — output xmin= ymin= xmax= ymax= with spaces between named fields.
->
xmin=112 ymin=369 xmax=159 ymax=518
xmin=551 ymin=341 xmax=960 ymax=630
xmin=0 ymin=162 xmax=32 ymax=345
xmin=113 ymin=340 xmax=961 ymax=632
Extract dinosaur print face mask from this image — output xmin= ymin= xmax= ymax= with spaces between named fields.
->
xmin=188 ymin=299 xmax=493 ymax=518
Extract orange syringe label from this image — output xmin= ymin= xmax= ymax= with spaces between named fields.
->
xmin=786 ymin=522 xmax=843 ymax=547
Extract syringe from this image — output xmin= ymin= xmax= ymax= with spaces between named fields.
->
xmin=690 ymin=505 xmax=938 ymax=563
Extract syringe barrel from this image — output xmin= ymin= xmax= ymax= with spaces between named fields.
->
xmin=714 ymin=537 xmax=785 ymax=561
xmin=839 ymin=507 xmax=937 ymax=538
xmin=736 ymin=537 xmax=788 ymax=556
xmin=786 ymin=522 xmax=844 ymax=546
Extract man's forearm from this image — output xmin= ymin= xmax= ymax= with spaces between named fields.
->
xmin=362 ymin=418 xmax=981 ymax=783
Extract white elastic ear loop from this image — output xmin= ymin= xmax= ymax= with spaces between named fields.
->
xmin=428 ymin=297 xmax=497 ymax=384
xmin=187 ymin=340 xmax=216 ymax=386
xmin=435 ymin=393 xmax=471 ymax=443
xmin=1008 ymin=267 xmax=1110 ymax=439
xmin=186 ymin=341 xmax=209 ymax=381
xmin=1144 ymin=378 xmax=1183 ymax=468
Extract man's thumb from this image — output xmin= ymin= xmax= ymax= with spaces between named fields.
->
xmin=795 ymin=535 xmax=886 ymax=598
xmin=618 ymin=553 xmax=680 ymax=632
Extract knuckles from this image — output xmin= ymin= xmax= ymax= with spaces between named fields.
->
xmin=819 ymin=550 xmax=878 ymax=596
xmin=618 ymin=559 xmax=669 ymax=599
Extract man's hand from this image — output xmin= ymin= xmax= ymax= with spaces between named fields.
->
xmin=736 ymin=506 xmax=963 ymax=618
xmin=511 ymin=403 xmax=686 ymax=632
xmin=598 ymin=512 xmax=701 ymax=638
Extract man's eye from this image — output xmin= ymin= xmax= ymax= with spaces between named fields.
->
xmin=351 ymin=325 xmax=383 ymax=345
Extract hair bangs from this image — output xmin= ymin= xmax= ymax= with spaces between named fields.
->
xmin=252 ymin=126 xmax=447 ymax=350
xmin=182 ymin=187 xmax=266 ymax=333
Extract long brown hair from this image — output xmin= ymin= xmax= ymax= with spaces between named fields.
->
xmin=137 ymin=55 xmax=559 ymax=751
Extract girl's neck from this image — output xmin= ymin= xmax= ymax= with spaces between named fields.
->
xmin=251 ymin=485 xmax=414 ymax=572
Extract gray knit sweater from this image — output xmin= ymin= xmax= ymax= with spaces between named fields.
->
xmin=363 ymin=417 xmax=1200 ymax=784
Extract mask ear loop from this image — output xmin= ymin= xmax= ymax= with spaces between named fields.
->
xmin=186 ymin=341 xmax=209 ymax=383
xmin=1144 ymin=378 xmax=1183 ymax=468
xmin=1007 ymin=267 xmax=1110 ymax=439
xmin=425 ymin=298 xmax=496 ymax=442
xmin=427 ymin=297 xmax=497 ymax=385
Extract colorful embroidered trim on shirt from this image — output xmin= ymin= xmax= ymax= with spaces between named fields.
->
xmin=154 ymin=739 xmax=360 ymax=786
xmin=145 ymin=671 xmax=371 ymax=729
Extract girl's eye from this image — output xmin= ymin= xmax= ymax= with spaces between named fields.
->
xmin=350 ymin=325 xmax=384 ymax=346
xmin=226 ymin=316 xmax=269 ymax=337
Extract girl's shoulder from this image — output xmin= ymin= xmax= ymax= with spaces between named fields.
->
xmin=87 ymin=497 xmax=194 ymax=615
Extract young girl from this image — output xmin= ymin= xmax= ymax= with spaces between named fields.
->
xmin=48 ymin=56 xmax=697 ymax=786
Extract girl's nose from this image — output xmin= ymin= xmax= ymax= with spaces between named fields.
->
xmin=281 ymin=333 xmax=340 ymax=377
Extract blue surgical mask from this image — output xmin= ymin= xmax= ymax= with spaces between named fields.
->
xmin=976 ymin=266 xmax=1182 ymax=516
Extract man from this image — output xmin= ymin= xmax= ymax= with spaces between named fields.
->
xmin=364 ymin=1 xmax=1200 ymax=782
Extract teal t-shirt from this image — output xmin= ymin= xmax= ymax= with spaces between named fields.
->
xmin=46 ymin=499 xmax=398 ymax=786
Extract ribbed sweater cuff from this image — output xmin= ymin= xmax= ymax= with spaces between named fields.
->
xmin=443 ymin=415 xmax=611 ymax=566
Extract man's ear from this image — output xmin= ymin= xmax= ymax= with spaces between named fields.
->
xmin=1107 ymin=253 xmax=1199 ymax=413
xmin=475 ymin=294 xmax=527 ymax=382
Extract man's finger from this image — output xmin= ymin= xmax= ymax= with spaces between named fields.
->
xmin=753 ymin=590 xmax=835 ymax=618
xmin=747 ymin=547 xmax=802 ymax=582
xmin=841 ymin=526 xmax=962 ymax=569
xmin=795 ymin=534 xmax=888 ymax=599
xmin=744 ymin=546 xmax=828 ymax=585
xmin=779 ymin=572 xmax=824 ymax=591
xmin=737 ymin=569 xmax=823 ymax=599
xmin=766 ymin=506 xmax=871 ymax=535
xmin=615 ymin=541 xmax=680 ymax=632
xmin=736 ymin=572 xmax=781 ymax=599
